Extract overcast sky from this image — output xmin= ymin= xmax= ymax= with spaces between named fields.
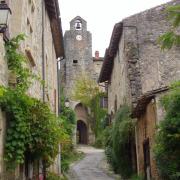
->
xmin=59 ymin=0 xmax=171 ymax=57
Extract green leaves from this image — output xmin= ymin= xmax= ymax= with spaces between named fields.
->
xmin=0 ymin=88 xmax=65 ymax=168
xmin=71 ymin=74 xmax=107 ymax=137
xmin=154 ymin=81 xmax=180 ymax=179
xmin=105 ymin=105 xmax=135 ymax=178
xmin=71 ymin=73 xmax=101 ymax=106
xmin=5 ymin=34 xmax=40 ymax=92
xmin=158 ymin=31 xmax=180 ymax=50
xmin=167 ymin=5 xmax=180 ymax=28
xmin=159 ymin=5 xmax=180 ymax=50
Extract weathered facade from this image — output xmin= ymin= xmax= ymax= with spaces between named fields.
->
xmin=0 ymin=0 xmax=64 ymax=179
xmin=99 ymin=0 xmax=180 ymax=179
xmin=61 ymin=16 xmax=93 ymax=97
xmin=61 ymin=16 xmax=104 ymax=145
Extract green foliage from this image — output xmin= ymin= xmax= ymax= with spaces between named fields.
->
xmin=27 ymin=100 xmax=64 ymax=166
xmin=158 ymin=31 xmax=180 ymax=50
xmin=59 ymin=89 xmax=79 ymax=172
xmin=158 ymin=5 xmax=180 ymax=50
xmin=154 ymin=81 xmax=180 ymax=179
xmin=72 ymin=74 xmax=107 ymax=138
xmin=0 ymin=34 xmax=66 ymax=169
xmin=105 ymin=106 xmax=135 ymax=178
xmin=5 ymin=34 xmax=38 ymax=92
xmin=71 ymin=74 xmax=100 ymax=106
xmin=0 ymin=87 xmax=65 ymax=168
xmin=93 ymin=118 xmax=112 ymax=148
xmin=47 ymin=172 xmax=67 ymax=180
xmin=167 ymin=5 xmax=180 ymax=28
xmin=130 ymin=174 xmax=144 ymax=180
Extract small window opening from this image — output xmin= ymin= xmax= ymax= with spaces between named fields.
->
xmin=75 ymin=20 xmax=82 ymax=30
xmin=73 ymin=60 xmax=78 ymax=64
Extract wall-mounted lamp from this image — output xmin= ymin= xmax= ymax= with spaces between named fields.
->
xmin=0 ymin=1 xmax=11 ymax=34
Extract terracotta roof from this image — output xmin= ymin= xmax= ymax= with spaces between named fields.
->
xmin=132 ymin=86 xmax=169 ymax=118
xmin=93 ymin=57 xmax=103 ymax=61
xmin=98 ymin=22 xmax=123 ymax=83
xmin=44 ymin=0 xmax=64 ymax=58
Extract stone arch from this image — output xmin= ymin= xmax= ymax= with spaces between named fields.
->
xmin=77 ymin=120 xmax=88 ymax=144
xmin=74 ymin=103 xmax=88 ymax=124
xmin=74 ymin=103 xmax=89 ymax=144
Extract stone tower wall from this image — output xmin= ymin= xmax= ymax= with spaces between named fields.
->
xmin=63 ymin=17 xmax=93 ymax=96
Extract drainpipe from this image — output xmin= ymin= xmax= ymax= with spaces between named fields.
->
xmin=57 ymin=57 xmax=64 ymax=115
xmin=42 ymin=0 xmax=45 ymax=102
xmin=40 ymin=0 xmax=46 ymax=179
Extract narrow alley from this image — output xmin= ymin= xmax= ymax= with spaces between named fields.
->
xmin=68 ymin=146 xmax=119 ymax=180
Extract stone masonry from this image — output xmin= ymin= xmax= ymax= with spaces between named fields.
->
xmin=0 ymin=0 xmax=64 ymax=179
xmin=104 ymin=0 xmax=180 ymax=115
xmin=99 ymin=0 xmax=180 ymax=179
xmin=62 ymin=16 xmax=93 ymax=97
xmin=61 ymin=16 xmax=104 ymax=145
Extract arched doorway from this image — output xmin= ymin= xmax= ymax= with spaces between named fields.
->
xmin=77 ymin=120 xmax=88 ymax=144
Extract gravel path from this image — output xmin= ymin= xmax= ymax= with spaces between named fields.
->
xmin=68 ymin=146 xmax=116 ymax=180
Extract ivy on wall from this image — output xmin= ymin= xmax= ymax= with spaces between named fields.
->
xmin=0 ymin=34 xmax=66 ymax=168
xmin=71 ymin=74 xmax=107 ymax=138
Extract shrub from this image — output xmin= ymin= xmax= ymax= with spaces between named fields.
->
xmin=47 ymin=172 xmax=67 ymax=180
xmin=104 ymin=105 xmax=135 ymax=178
xmin=154 ymin=81 xmax=180 ymax=179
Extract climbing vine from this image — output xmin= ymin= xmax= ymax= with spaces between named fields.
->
xmin=154 ymin=81 xmax=180 ymax=179
xmin=0 ymin=34 xmax=66 ymax=168
xmin=104 ymin=105 xmax=135 ymax=178
xmin=5 ymin=34 xmax=38 ymax=92
xmin=71 ymin=74 xmax=107 ymax=138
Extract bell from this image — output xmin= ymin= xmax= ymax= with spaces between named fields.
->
xmin=76 ymin=22 xmax=81 ymax=30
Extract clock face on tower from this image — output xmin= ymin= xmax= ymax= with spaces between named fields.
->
xmin=76 ymin=35 xmax=82 ymax=41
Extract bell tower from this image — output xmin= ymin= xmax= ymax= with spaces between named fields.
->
xmin=63 ymin=16 xmax=93 ymax=96
xmin=61 ymin=16 xmax=95 ymax=145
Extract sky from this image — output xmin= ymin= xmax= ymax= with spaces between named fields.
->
xmin=59 ymin=0 xmax=171 ymax=57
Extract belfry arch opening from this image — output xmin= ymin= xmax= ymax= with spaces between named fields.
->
xmin=77 ymin=120 xmax=88 ymax=144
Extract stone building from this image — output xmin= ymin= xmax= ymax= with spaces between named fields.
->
xmin=0 ymin=0 xmax=64 ymax=179
xmin=61 ymin=16 xmax=104 ymax=144
xmin=99 ymin=0 xmax=180 ymax=179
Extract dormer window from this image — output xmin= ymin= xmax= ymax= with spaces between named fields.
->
xmin=75 ymin=20 xmax=82 ymax=30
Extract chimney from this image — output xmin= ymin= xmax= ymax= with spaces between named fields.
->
xmin=95 ymin=51 xmax=99 ymax=59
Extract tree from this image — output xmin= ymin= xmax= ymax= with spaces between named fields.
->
xmin=154 ymin=81 xmax=180 ymax=179
xmin=158 ymin=5 xmax=180 ymax=50
xmin=71 ymin=74 xmax=107 ymax=138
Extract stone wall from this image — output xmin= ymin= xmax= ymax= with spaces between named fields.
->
xmin=63 ymin=17 xmax=93 ymax=97
xmin=108 ymin=0 xmax=180 ymax=111
xmin=0 ymin=0 xmax=60 ymax=178
xmin=92 ymin=59 xmax=103 ymax=82
xmin=108 ymin=32 xmax=132 ymax=115
xmin=106 ymin=0 xmax=180 ymax=178
xmin=0 ymin=35 xmax=8 ymax=87
xmin=0 ymin=33 xmax=8 ymax=179
xmin=9 ymin=0 xmax=58 ymax=113
xmin=123 ymin=0 xmax=180 ymax=95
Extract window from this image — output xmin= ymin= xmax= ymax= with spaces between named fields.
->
xmin=114 ymin=95 xmax=117 ymax=112
xmin=75 ymin=20 xmax=82 ymax=30
xmin=73 ymin=60 xmax=78 ymax=64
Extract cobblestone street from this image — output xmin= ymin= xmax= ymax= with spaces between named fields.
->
xmin=68 ymin=146 xmax=119 ymax=180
